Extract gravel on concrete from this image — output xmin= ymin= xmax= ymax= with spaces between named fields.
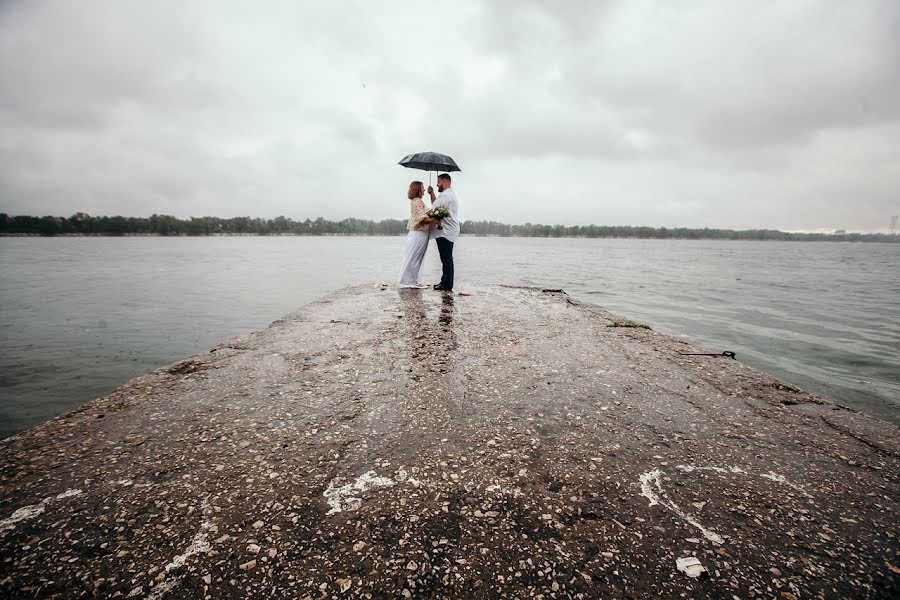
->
xmin=0 ymin=285 xmax=897 ymax=599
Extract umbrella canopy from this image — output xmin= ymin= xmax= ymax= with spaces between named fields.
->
xmin=398 ymin=152 xmax=461 ymax=173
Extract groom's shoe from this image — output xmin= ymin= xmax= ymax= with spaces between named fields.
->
xmin=434 ymin=284 xmax=452 ymax=291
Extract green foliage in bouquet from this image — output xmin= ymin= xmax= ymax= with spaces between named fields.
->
xmin=426 ymin=206 xmax=450 ymax=229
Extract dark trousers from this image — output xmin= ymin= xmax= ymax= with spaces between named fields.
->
xmin=436 ymin=237 xmax=454 ymax=289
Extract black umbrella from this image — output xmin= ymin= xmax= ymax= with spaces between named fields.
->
xmin=398 ymin=152 xmax=461 ymax=186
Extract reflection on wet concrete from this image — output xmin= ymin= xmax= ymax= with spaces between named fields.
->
xmin=398 ymin=289 xmax=457 ymax=375
xmin=439 ymin=293 xmax=454 ymax=330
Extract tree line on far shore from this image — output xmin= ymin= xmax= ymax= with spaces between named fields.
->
xmin=2 ymin=213 xmax=897 ymax=242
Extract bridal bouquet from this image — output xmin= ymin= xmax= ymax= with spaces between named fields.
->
xmin=427 ymin=206 xmax=450 ymax=230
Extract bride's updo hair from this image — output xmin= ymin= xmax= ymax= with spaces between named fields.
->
xmin=409 ymin=181 xmax=424 ymax=198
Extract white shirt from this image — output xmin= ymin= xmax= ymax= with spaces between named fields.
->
xmin=429 ymin=187 xmax=460 ymax=243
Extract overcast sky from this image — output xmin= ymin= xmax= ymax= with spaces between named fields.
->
xmin=1 ymin=1 xmax=898 ymax=231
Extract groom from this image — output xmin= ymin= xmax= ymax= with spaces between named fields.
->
xmin=427 ymin=173 xmax=459 ymax=291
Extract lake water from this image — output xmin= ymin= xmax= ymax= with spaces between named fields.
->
xmin=1 ymin=236 xmax=898 ymax=438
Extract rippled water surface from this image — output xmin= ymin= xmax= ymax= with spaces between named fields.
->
xmin=1 ymin=236 xmax=898 ymax=438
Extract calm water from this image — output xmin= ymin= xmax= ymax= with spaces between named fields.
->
xmin=1 ymin=237 xmax=898 ymax=438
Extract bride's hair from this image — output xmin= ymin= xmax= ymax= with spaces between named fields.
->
xmin=410 ymin=181 xmax=424 ymax=198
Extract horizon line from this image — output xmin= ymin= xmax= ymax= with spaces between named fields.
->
xmin=1 ymin=212 xmax=892 ymax=236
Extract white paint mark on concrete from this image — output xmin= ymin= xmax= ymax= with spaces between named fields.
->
xmin=676 ymin=465 xmax=746 ymax=475
xmin=640 ymin=464 xmax=808 ymax=546
xmin=55 ymin=488 xmax=82 ymax=499
xmin=0 ymin=504 xmax=46 ymax=531
xmin=639 ymin=469 xmax=724 ymax=545
xmin=164 ymin=520 xmax=216 ymax=573
xmin=147 ymin=500 xmax=220 ymax=600
xmin=677 ymin=464 xmax=804 ymax=493
xmin=0 ymin=488 xmax=83 ymax=533
xmin=324 ymin=471 xmax=396 ymax=515
xmin=638 ymin=469 xmax=662 ymax=507
xmin=760 ymin=471 xmax=805 ymax=492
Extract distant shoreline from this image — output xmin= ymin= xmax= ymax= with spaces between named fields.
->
xmin=2 ymin=232 xmax=899 ymax=243
xmin=2 ymin=214 xmax=898 ymax=242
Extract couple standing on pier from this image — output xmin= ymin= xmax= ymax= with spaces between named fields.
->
xmin=397 ymin=173 xmax=459 ymax=292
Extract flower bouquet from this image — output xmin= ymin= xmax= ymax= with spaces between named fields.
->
xmin=427 ymin=206 xmax=450 ymax=229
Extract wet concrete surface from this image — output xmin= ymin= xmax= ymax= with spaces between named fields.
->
xmin=0 ymin=285 xmax=897 ymax=599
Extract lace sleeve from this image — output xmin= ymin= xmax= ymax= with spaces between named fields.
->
xmin=412 ymin=199 xmax=428 ymax=224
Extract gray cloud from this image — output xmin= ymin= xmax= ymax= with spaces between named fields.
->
xmin=1 ymin=0 xmax=898 ymax=231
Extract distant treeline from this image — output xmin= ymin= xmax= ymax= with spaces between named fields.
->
xmin=2 ymin=213 xmax=898 ymax=242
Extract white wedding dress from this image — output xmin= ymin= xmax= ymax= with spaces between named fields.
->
xmin=398 ymin=197 xmax=430 ymax=287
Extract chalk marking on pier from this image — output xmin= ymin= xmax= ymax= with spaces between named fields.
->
xmin=324 ymin=467 xmax=433 ymax=515
xmin=675 ymin=465 xmax=746 ymax=475
xmin=323 ymin=469 xmax=532 ymax=515
xmin=55 ymin=488 xmax=82 ymax=499
xmin=324 ymin=470 xmax=398 ymax=515
xmin=147 ymin=499 xmax=218 ymax=600
xmin=674 ymin=464 xmax=806 ymax=494
xmin=0 ymin=489 xmax=82 ymax=534
xmin=639 ymin=465 xmax=807 ymax=545
xmin=163 ymin=520 xmax=215 ymax=573
xmin=639 ymin=470 xmax=724 ymax=544
xmin=0 ymin=504 xmax=46 ymax=531
xmin=760 ymin=470 xmax=805 ymax=492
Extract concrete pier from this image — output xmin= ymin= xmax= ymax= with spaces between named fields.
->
xmin=0 ymin=286 xmax=897 ymax=598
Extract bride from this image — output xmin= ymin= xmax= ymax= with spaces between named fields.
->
xmin=398 ymin=181 xmax=436 ymax=288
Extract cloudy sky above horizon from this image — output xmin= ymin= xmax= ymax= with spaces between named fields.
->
xmin=1 ymin=1 xmax=898 ymax=231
